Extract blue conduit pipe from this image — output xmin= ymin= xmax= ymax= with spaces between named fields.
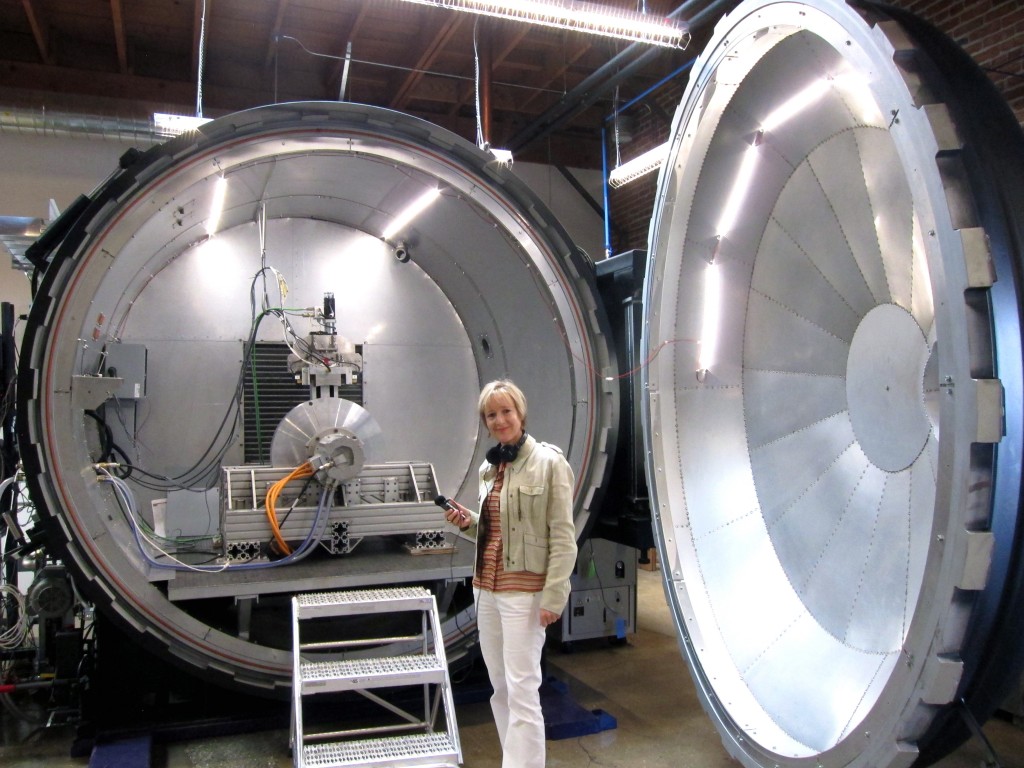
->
xmin=601 ymin=58 xmax=696 ymax=258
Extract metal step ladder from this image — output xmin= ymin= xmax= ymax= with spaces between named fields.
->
xmin=291 ymin=586 xmax=462 ymax=768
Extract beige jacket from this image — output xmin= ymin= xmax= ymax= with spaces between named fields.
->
xmin=461 ymin=434 xmax=577 ymax=615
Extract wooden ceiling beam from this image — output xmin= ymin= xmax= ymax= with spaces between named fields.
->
xmin=326 ymin=5 xmax=372 ymax=92
xmin=389 ymin=15 xmax=463 ymax=110
xmin=20 ymin=0 xmax=53 ymax=66
xmin=110 ymin=0 xmax=129 ymax=73
xmin=517 ymin=38 xmax=592 ymax=113
xmin=264 ymin=0 xmax=291 ymax=71
xmin=447 ymin=24 xmax=528 ymax=118
xmin=0 ymin=59 xmax=197 ymax=111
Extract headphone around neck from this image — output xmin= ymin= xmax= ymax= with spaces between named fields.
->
xmin=486 ymin=432 xmax=528 ymax=466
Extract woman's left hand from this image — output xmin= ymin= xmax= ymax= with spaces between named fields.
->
xmin=539 ymin=609 xmax=560 ymax=627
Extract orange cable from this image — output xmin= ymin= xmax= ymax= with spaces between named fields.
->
xmin=265 ymin=462 xmax=314 ymax=556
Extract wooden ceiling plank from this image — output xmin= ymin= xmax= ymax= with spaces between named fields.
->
xmin=326 ymin=5 xmax=373 ymax=90
xmin=20 ymin=0 xmax=52 ymax=66
xmin=516 ymin=38 xmax=592 ymax=113
xmin=110 ymin=0 xmax=129 ymax=73
xmin=263 ymin=0 xmax=291 ymax=70
xmin=447 ymin=23 xmax=527 ymax=118
xmin=390 ymin=14 xmax=463 ymax=110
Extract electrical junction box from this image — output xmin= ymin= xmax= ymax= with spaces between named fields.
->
xmin=103 ymin=343 xmax=147 ymax=400
xmin=558 ymin=537 xmax=637 ymax=645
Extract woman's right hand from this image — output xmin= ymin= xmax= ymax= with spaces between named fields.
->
xmin=445 ymin=500 xmax=471 ymax=528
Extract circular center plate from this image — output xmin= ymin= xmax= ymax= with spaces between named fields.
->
xmin=846 ymin=303 xmax=931 ymax=472
xmin=270 ymin=397 xmax=382 ymax=470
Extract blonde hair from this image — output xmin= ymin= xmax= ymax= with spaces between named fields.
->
xmin=478 ymin=379 xmax=527 ymax=430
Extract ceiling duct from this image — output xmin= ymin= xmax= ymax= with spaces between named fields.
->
xmin=0 ymin=106 xmax=163 ymax=144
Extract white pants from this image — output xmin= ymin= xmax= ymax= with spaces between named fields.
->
xmin=475 ymin=589 xmax=547 ymax=768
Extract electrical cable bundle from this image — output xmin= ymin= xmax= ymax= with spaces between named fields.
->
xmin=264 ymin=461 xmax=314 ymax=556
xmin=107 ymin=260 xmax=325 ymax=495
xmin=0 ymin=584 xmax=29 ymax=650
xmin=97 ymin=465 xmax=331 ymax=572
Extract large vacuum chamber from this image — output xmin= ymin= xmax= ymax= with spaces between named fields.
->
xmin=16 ymin=102 xmax=617 ymax=694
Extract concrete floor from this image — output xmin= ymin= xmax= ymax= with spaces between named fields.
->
xmin=2 ymin=568 xmax=1024 ymax=767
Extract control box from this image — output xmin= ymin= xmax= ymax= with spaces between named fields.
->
xmin=558 ymin=537 xmax=637 ymax=645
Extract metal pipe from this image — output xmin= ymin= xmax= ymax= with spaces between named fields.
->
xmin=0 ymin=107 xmax=161 ymax=144
xmin=508 ymin=0 xmax=734 ymax=154
xmin=604 ymin=58 xmax=696 ymax=123
xmin=0 ymin=679 xmax=57 ymax=694
xmin=480 ymin=21 xmax=493 ymax=146
xmin=601 ymin=124 xmax=612 ymax=258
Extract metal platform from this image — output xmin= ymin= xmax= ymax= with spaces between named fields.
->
xmin=291 ymin=586 xmax=461 ymax=768
xmin=167 ymin=538 xmax=474 ymax=602
xmin=302 ymin=732 xmax=460 ymax=768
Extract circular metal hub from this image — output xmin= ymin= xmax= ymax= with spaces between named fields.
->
xmin=271 ymin=398 xmax=379 ymax=483
xmin=846 ymin=303 xmax=930 ymax=472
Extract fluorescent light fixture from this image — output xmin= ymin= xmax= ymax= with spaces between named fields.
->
xmin=716 ymin=142 xmax=760 ymax=237
xmin=761 ymin=78 xmax=830 ymax=131
xmin=697 ymin=260 xmax=722 ymax=377
xmin=398 ymin=0 xmax=688 ymax=47
xmin=206 ymin=176 xmax=228 ymax=236
xmin=382 ymin=187 xmax=441 ymax=241
xmin=488 ymin=147 xmax=514 ymax=168
xmin=153 ymin=112 xmax=213 ymax=136
xmin=609 ymin=141 xmax=670 ymax=188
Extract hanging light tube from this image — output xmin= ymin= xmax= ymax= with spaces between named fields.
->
xmin=716 ymin=140 xmax=761 ymax=237
xmin=153 ymin=113 xmax=212 ymax=136
xmin=608 ymin=141 xmax=670 ymax=188
xmin=397 ymin=0 xmax=688 ymax=48
xmin=760 ymin=78 xmax=831 ymax=132
xmin=206 ymin=176 xmax=228 ymax=236
xmin=382 ymin=187 xmax=442 ymax=241
xmin=697 ymin=259 xmax=722 ymax=379
xmin=696 ymin=76 xmax=844 ymax=378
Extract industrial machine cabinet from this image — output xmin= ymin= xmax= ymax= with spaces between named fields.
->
xmin=558 ymin=537 xmax=637 ymax=647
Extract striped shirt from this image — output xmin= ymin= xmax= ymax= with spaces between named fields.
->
xmin=473 ymin=465 xmax=546 ymax=594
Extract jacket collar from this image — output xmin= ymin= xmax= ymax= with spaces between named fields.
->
xmin=510 ymin=433 xmax=536 ymax=468
xmin=482 ymin=433 xmax=536 ymax=481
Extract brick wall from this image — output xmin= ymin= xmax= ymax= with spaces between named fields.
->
xmin=899 ymin=0 xmax=1024 ymax=122
xmin=607 ymin=0 xmax=1024 ymax=254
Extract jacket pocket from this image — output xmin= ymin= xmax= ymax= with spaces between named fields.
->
xmin=523 ymin=532 xmax=549 ymax=574
xmin=517 ymin=484 xmax=546 ymax=520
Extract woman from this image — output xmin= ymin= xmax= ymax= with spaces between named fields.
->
xmin=443 ymin=379 xmax=577 ymax=768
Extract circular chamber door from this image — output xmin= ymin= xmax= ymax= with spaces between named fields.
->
xmin=642 ymin=1 xmax=1024 ymax=766
xmin=17 ymin=102 xmax=616 ymax=694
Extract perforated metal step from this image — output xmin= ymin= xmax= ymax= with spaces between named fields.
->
xmin=295 ymin=587 xmax=434 ymax=619
xmin=300 ymin=654 xmax=447 ymax=693
xmin=291 ymin=587 xmax=462 ymax=767
xmin=303 ymin=731 xmax=459 ymax=768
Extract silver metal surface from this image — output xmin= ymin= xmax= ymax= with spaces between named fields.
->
xmin=217 ymin=461 xmax=446 ymax=558
xmin=18 ymin=101 xmax=615 ymax=693
xmin=642 ymin=1 xmax=1015 ymax=766
xmin=166 ymin=540 xmax=474 ymax=602
xmin=292 ymin=586 xmax=461 ymax=768
xmin=270 ymin=398 xmax=382 ymax=482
